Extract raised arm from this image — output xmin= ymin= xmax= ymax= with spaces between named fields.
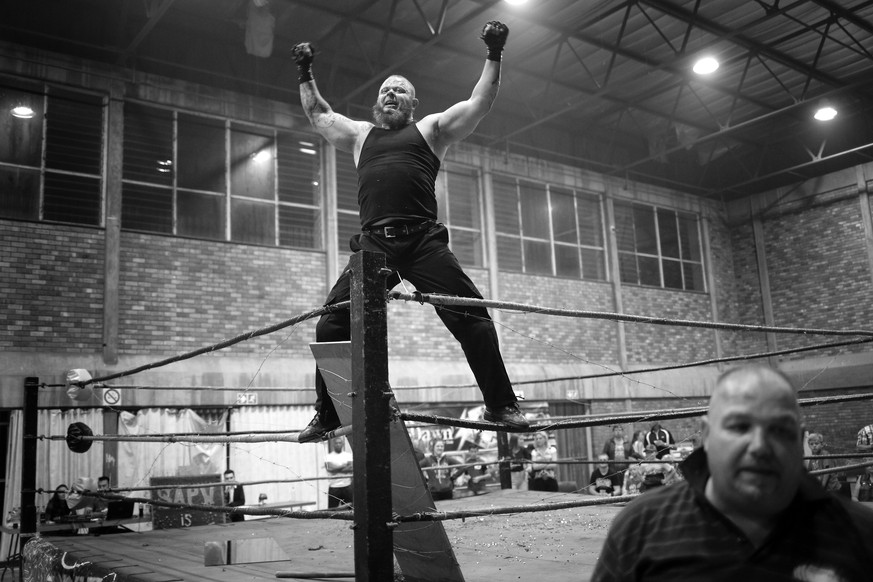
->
xmin=292 ymin=42 xmax=371 ymax=154
xmin=423 ymin=21 xmax=508 ymax=156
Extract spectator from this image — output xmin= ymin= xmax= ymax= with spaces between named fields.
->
xmin=853 ymin=459 xmax=873 ymax=502
xmin=857 ymin=422 xmax=873 ymax=453
xmin=805 ymin=432 xmax=843 ymax=494
xmin=66 ymin=477 xmax=99 ymax=514
xmin=324 ymin=436 xmax=353 ymax=509
xmin=223 ymin=469 xmax=246 ymax=522
xmin=602 ymin=425 xmax=641 ymax=475
xmin=421 ymin=438 xmax=458 ymax=500
xmin=44 ymin=484 xmax=72 ymax=522
xmin=623 ymin=445 xmax=679 ymax=494
xmin=592 ymin=364 xmax=873 ymax=581
xmin=507 ymin=435 xmax=531 ymax=490
xmin=460 ymin=444 xmax=492 ymax=496
xmin=529 ymin=432 xmax=558 ymax=492
xmin=589 ymin=454 xmax=622 ymax=496
xmin=644 ymin=422 xmax=675 ymax=459
xmin=94 ymin=475 xmax=111 ymax=514
xmin=630 ymin=430 xmax=646 ymax=458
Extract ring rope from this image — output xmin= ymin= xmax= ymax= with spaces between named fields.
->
xmin=51 ymin=301 xmax=349 ymax=387
xmin=59 ymin=334 xmax=869 ymax=395
xmin=50 ymin=392 xmax=873 ymax=446
xmin=809 ymin=459 xmax=873 ymax=476
xmin=389 ymin=291 xmax=873 ymax=337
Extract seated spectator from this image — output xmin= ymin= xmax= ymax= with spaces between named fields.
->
xmin=66 ymin=477 xmax=100 ymax=515
xmin=589 ymin=454 xmax=622 ymax=496
xmin=94 ymin=475 xmax=111 ymax=514
xmin=461 ymin=444 xmax=492 ymax=496
xmin=223 ymin=469 xmax=246 ymax=521
xmin=44 ymin=484 xmax=72 ymax=522
xmin=624 ymin=445 xmax=679 ymax=494
xmin=529 ymin=431 xmax=559 ymax=492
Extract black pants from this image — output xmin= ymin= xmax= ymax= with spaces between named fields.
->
xmin=314 ymin=223 xmax=516 ymax=424
xmin=327 ymin=485 xmax=353 ymax=508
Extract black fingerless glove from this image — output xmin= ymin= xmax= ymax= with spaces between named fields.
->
xmin=480 ymin=21 xmax=509 ymax=62
xmin=292 ymin=42 xmax=315 ymax=83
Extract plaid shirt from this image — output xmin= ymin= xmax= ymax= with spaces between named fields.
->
xmin=857 ymin=424 xmax=873 ymax=448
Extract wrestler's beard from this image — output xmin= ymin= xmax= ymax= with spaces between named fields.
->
xmin=372 ymin=103 xmax=413 ymax=130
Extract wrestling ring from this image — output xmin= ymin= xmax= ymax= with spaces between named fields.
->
xmin=13 ymin=250 xmax=873 ymax=582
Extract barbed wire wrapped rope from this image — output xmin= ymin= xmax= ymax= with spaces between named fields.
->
xmin=51 ymin=292 xmax=872 ymax=393
xmin=49 ymin=336 xmax=873 ymax=395
xmin=38 ymin=293 xmax=873 ymax=533
xmin=51 ymin=390 xmax=873 ymax=450
xmin=389 ymin=291 xmax=873 ymax=337
xmin=49 ymin=301 xmax=349 ymax=387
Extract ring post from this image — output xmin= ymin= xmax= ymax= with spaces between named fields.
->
xmin=349 ymin=250 xmax=393 ymax=581
xmin=21 ymin=377 xmax=39 ymax=564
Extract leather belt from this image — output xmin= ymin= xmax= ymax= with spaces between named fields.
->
xmin=364 ymin=220 xmax=434 ymax=238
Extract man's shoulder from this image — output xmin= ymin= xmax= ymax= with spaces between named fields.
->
xmin=613 ymin=481 xmax=694 ymax=521
xmin=832 ymin=494 xmax=873 ymax=534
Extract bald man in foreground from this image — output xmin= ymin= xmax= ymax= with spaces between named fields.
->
xmin=591 ymin=364 xmax=873 ymax=581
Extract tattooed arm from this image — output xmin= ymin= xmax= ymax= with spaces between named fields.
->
xmin=293 ymin=42 xmax=372 ymax=157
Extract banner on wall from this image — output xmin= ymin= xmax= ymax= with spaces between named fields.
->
xmin=407 ymin=401 xmax=551 ymax=460
xmin=150 ymin=474 xmax=225 ymax=529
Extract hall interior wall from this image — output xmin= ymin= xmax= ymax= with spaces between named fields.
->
xmin=1 ymin=45 xmax=871 ymax=435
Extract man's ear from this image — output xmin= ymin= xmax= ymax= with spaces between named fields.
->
xmin=412 ymin=98 xmax=419 ymax=109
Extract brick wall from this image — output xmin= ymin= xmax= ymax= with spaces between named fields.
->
xmin=0 ymin=220 xmax=325 ymax=359
xmin=0 ymin=221 xmax=105 ymax=351
xmin=799 ymin=386 xmax=873 ymax=455
xmin=622 ymin=287 xmax=715 ymax=364
xmin=498 ymin=274 xmax=618 ymax=364
xmin=118 ymin=232 xmax=324 ymax=358
xmin=729 ymin=191 xmax=873 ymax=359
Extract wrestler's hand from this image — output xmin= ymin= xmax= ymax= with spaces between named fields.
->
xmin=480 ymin=21 xmax=509 ymax=61
xmin=292 ymin=42 xmax=315 ymax=82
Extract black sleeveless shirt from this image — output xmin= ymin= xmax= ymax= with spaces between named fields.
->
xmin=356 ymin=123 xmax=441 ymax=228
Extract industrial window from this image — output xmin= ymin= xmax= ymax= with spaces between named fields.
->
xmin=436 ymin=165 xmax=484 ymax=267
xmin=121 ymin=103 xmax=322 ymax=249
xmin=614 ymin=201 xmax=705 ymax=291
xmin=493 ymin=174 xmax=606 ymax=280
xmin=0 ymin=83 xmax=104 ymax=226
xmin=335 ymin=152 xmax=360 ymax=257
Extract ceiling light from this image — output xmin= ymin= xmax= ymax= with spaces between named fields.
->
xmin=504 ymin=0 xmax=528 ymax=4
xmin=11 ymin=105 xmax=35 ymax=119
xmin=814 ymin=105 xmax=837 ymax=121
xmin=251 ymin=150 xmax=271 ymax=163
xmin=692 ymin=57 xmax=719 ymax=75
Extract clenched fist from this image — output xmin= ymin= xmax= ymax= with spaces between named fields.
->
xmin=480 ymin=21 xmax=509 ymax=61
xmin=292 ymin=42 xmax=315 ymax=83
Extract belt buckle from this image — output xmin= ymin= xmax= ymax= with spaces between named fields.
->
xmin=383 ymin=226 xmax=397 ymax=238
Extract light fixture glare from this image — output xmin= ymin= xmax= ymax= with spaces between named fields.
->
xmin=693 ymin=57 xmax=719 ymax=75
xmin=814 ymin=106 xmax=837 ymax=121
xmin=11 ymin=105 xmax=35 ymax=119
